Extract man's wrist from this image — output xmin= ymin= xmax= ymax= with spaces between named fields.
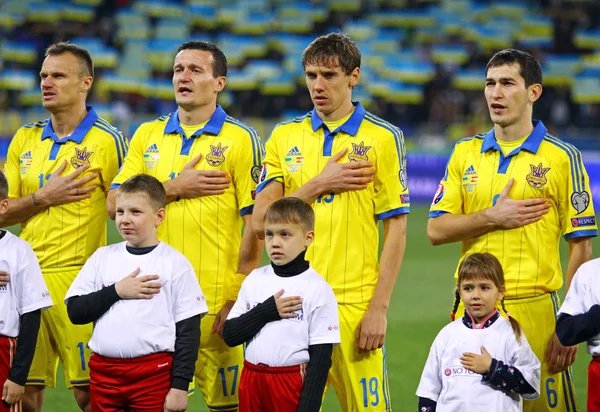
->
xmin=32 ymin=191 xmax=48 ymax=207
xmin=308 ymin=176 xmax=326 ymax=198
xmin=163 ymin=179 xmax=181 ymax=200
xmin=368 ymin=297 xmax=389 ymax=312
xmin=481 ymin=207 xmax=497 ymax=228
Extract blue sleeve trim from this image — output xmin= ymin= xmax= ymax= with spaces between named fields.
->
xmin=429 ymin=210 xmax=449 ymax=218
xmin=256 ymin=176 xmax=282 ymax=194
xmin=376 ymin=206 xmax=410 ymax=220
xmin=240 ymin=205 xmax=254 ymax=216
xmin=564 ymin=229 xmax=598 ymax=241
xmin=109 ymin=183 xmax=121 ymax=190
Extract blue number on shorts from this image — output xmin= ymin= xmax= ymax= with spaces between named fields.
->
xmin=316 ymin=193 xmax=335 ymax=204
xmin=77 ymin=342 xmax=89 ymax=371
xmin=360 ymin=377 xmax=379 ymax=407
xmin=38 ymin=173 xmax=51 ymax=188
xmin=228 ymin=365 xmax=238 ymax=396
xmin=218 ymin=365 xmax=239 ymax=397
xmin=546 ymin=377 xmax=558 ymax=408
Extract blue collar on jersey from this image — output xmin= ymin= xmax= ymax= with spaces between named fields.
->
xmin=481 ymin=120 xmax=547 ymax=155
xmin=164 ymin=104 xmax=227 ymax=137
xmin=41 ymin=106 xmax=98 ymax=144
xmin=462 ymin=308 xmax=500 ymax=329
xmin=310 ymin=101 xmax=366 ymax=136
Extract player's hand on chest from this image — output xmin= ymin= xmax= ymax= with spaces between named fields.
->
xmin=28 ymin=142 xmax=102 ymax=191
xmin=282 ymin=135 xmax=377 ymax=195
xmin=463 ymin=153 xmax=554 ymax=208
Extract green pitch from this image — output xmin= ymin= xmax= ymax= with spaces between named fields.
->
xmin=10 ymin=206 xmax=597 ymax=411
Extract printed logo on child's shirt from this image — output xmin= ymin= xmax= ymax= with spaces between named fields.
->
xmin=443 ymin=365 xmax=479 ymax=378
xmin=0 ymin=285 xmax=7 ymax=293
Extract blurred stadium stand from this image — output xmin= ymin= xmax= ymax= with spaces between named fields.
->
xmin=1 ymin=0 xmax=599 ymax=155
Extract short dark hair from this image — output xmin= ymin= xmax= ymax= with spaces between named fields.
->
xmin=264 ymin=197 xmax=315 ymax=231
xmin=117 ymin=174 xmax=166 ymax=210
xmin=485 ymin=49 xmax=542 ymax=87
xmin=177 ymin=41 xmax=227 ymax=77
xmin=46 ymin=42 xmax=94 ymax=78
xmin=302 ymin=33 xmax=361 ymax=76
xmin=0 ymin=171 xmax=8 ymax=200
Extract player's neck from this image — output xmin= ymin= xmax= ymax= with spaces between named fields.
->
xmin=178 ymin=103 xmax=216 ymax=126
xmin=316 ymin=100 xmax=355 ymax=123
xmin=50 ymin=104 xmax=88 ymax=139
xmin=493 ymin=118 xmax=534 ymax=143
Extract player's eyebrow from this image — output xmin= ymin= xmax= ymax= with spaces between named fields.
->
xmin=485 ymin=77 xmax=516 ymax=83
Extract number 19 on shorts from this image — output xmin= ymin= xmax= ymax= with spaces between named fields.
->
xmin=360 ymin=377 xmax=379 ymax=407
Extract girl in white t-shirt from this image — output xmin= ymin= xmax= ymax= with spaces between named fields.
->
xmin=223 ymin=197 xmax=340 ymax=412
xmin=417 ymin=252 xmax=541 ymax=412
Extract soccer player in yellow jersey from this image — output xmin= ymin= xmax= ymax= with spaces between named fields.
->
xmin=428 ymin=49 xmax=597 ymax=412
xmin=107 ymin=41 xmax=263 ymax=412
xmin=1 ymin=43 xmax=127 ymax=412
xmin=253 ymin=33 xmax=408 ymax=411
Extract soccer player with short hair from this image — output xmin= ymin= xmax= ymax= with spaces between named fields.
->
xmin=3 ymin=42 xmax=128 ymax=412
xmin=253 ymin=33 xmax=409 ymax=411
xmin=428 ymin=48 xmax=597 ymax=412
xmin=0 ymin=171 xmax=54 ymax=412
xmin=107 ymin=41 xmax=263 ymax=411
xmin=223 ymin=197 xmax=340 ymax=412
xmin=66 ymin=174 xmax=208 ymax=412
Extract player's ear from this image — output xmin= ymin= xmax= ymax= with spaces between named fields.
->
xmin=81 ymin=76 xmax=93 ymax=95
xmin=155 ymin=208 xmax=166 ymax=226
xmin=214 ymin=76 xmax=226 ymax=93
xmin=349 ymin=67 xmax=360 ymax=88
xmin=528 ymin=83 xmax=542 ymax=103
xmin=0 ymin=199 xmax=7 ymax=215
xmin=304 ymin=229 xmax=314 ymax=247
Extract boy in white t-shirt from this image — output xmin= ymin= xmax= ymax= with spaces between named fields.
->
xmin=0 ymin=171 xmax=53 ymax=411
xmin=556 ymin=258 xmax=600 ymax=412
xmin=223 ymin=197 xmax=340 ymax=412
xmin=65 ymin=174 xmax=208 ymax=412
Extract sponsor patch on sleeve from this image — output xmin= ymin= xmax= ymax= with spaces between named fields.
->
xmin=571 ymin=216 xmax=596 ymax=228
xmin=431 ymin=184 xmax=445 ymax=206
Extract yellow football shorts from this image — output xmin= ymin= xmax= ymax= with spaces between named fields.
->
xmin=27 ymin=268 xmax=92 ymax=389
xmin=326 ymin=303 xmax=392 ymax=412
xmin=192 ymin=313 xmax=244 ymax=411
xmin=457 ymin=292 xmax=578 ymax=412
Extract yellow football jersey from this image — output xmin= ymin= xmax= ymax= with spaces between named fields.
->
xmin=257 ymin=102 xmax=410 ymax=304
xmin=111 ymin=105 xmax=262 ymax=314
xmin=430 ymin=120 xmax=598 ymax=298
xmin=4 ymin=107 xmax=128 ymax=269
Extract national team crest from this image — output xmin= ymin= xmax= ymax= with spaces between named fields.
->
xmin=347 ymin=141 xmax=372 ymax=162
xmin=526 ymin=163 xmax=550 ymax=189
xmin=206 ymin=143 xmax=228 ymax=167
xmin=70 ymin=147 xmax=93 ymax=169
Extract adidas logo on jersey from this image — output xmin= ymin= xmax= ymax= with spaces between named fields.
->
xmin=143 ymin=144 xmax=160 ymax=169
xmin=145 ymin=144 xmax=159 ymax=153
xmin=20 ymin=151 xmax=33 ymax=174
xmin=287 ymin=146 xmax=301 ymax=156
xmin=464 ymin=165 xmax=476 ymax=175
xmin=462 ymin=165 xmax=478 ymax=192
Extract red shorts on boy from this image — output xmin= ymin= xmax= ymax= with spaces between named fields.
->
xmin=0 ymin=337 xmax=19 ymax=412
xmin=239 ymin=360 xmax=306 ymax=412
xmin=89 ymin=352 xmax=172 ymax=412
xmin=589 ymin=357 xmax=600 ymax=412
